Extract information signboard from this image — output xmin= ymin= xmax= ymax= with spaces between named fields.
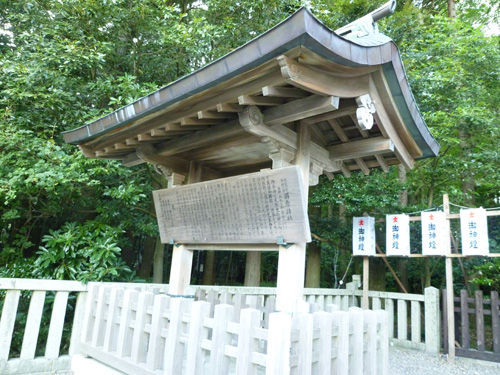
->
xmin=153 ymin=166 xmax=311 ymax=244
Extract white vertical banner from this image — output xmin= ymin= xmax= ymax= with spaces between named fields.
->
xmin=421 ymin=211 xmax=450 ymax=256
xmin=386 ymin=214 xmax=410 ymax=256
xmin=460 ymin=208 xmax=489 ymax=256
xmin=352 ymin=217 xmax=376 ymax=256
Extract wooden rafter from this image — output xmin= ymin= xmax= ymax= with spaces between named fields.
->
xmin=328 ymin=137 xmax=394 ymax=161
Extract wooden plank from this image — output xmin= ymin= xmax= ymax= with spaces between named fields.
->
xmin=185 ymin=301 xmax=210 ymax=375
xmin=0 ymin=290 xmax=20 ymax=360
xmin=442 ymin=289 xmax=449 ymax=353
xmin=314 ymin=312 xmax=332 ymax=375
xmin=364 ymin=310 xmax=377 ymax=375
xmin=349 ymin=307 xmax=364 ymax=375
xmin=208 ymin=304 xmax=233 ymax=374
xmin=328 ymin=136 xmax=394 ymax=161
xmin=238 ymin=95 xmax=284 ymax=106
xmin=90 ymin=286 xmax=107 ymax=348
xmin=153 ymin=166 xmax=310 ymax=244
xmin=492 ymin=291 xmax=500 ymax=353
xmin=69 ymin=291 xmax=87 ymax=355
xmin=455 ymin=348 xmax=500 ymax=362
xmin=362 ymin=256 xmax=369 ymax=309
xmin=376 ymin=310 xmax=389 ymax=375
xmin=0 ymin=278 xmax=87 ymax=292
xmin=476 ymin=290 xmax=485 ymax=351
xmin=262 ymin=85 xmax=307 ymax=98
xmin=266 ymin=312 xmax=292 ymax=375
xmin=146 ymin=294 xmax=170 ymax=370
xmin=45 ymin=291 xmax=69 ymax=359
xmin=184 ymin=243 xmax=279 ymax=251
xmin=235 ymin=308 xmax=261 ymax=374
xmin=262 ymin=95 xmax=339 ymax=126
xmin=460 ymin=289 xmax=470 ymax=349
xmin=116 ymin=289 xmax=137 ymax=358
xmin=103 ymin=288 xmax=123 ymax=352
xmin=277 ymin=55 xmax=369 ymax=98
xmin=131 ymin=291 xmax=154 ymax=363
xmin=20 ymin=291 xmax=46 ymax=359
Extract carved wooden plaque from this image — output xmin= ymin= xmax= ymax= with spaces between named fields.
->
xmin=153 ymin=166 xmax=311 ymax=244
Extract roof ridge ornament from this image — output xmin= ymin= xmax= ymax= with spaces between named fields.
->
xmin=335 ymin=0 xmax=396 ymax=40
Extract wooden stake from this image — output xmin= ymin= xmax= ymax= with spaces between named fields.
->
xmin=444 ymin=193 xmax=455 ymax=361
xmin=362 ymin=256 xmax=369 ymax=309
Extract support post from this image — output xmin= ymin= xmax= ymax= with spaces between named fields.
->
xmin=166 ymin=161 xmax=201 ymax=295
xmin=276 ymin=121 xmax=310 ymax=313
xmin=443 ymin=193 xmax=455 ymax=361
xmin=362 ymin=256 xmax=369 ymax=309
xmin=424 ymin=286 xmax=441 ymax=353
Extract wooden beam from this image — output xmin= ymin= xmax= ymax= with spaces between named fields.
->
xmin=327 ymin=119 xmax=349 ymax=142
xmin=216 ymin=103 xmax=242 ymax=113
xmin=328 ymin=137 xmax=394 ymax=161
xmin=125 ymin=138 xmax=139 ymax=146
xmin=340 ymin=163 xmax=351 ymax=177
xmin=136 ymin=144 xmax=189 ymax=174
xmin=157 ymin=121 xmax=244 ymax=157
xmin=238 ymin=106 xmax=340 ymax=173
xmin=180 ymin=117 xmax=217 ymax=126
xmin=88 ymin=66 xmax=285 ymax=150
xmin=375 ymin=154 xmax=389 ymax=173
xmin=346 ymin=157 xmax=399 ymax=171
xmin=277 ymin=55 xmax=369 ymax=98
xmin=355 ymin=158 xmax=370 ymax=175
xmin=302 ymin=106 xmax=357 ymax=125
xmin=262 ymin=95 xmax=339 ymax=126
xmin=238 ymin=95 xmax=284 ymax=106
xmin=262 ymin=86 xmax=307 ymax=98
xmin=197 ymin=110 xmax=232 ymax=119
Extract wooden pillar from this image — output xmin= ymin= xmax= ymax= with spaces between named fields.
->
xmin=244 ymin=252 xmax=261 ymax=286
xmin=276 ymin=121 xmax=309 ymax=313
xmin=443 ymin=194 xmax=455 ymax=361
xmin=167 ymin=162 xmax=199 ymax=295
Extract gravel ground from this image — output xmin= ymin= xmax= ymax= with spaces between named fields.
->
xmin=389 ymin=347 xmax=500 ymax=375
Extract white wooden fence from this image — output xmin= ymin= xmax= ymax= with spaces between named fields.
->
xmin=2 ymin=277 xmax=432 ymax=374
xmin=193 ymin=283 xmax=441 ymax=353
xmin=78 ymin=284 xmax=388 ymax=375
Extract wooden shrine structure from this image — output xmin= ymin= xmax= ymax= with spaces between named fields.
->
xmin=64 ymin=2 xmax=439 ymax=313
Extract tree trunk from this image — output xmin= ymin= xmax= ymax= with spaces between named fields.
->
xmin=369 ymin=259 xmax=386 ymax=291
xmin=244 ymin=252 xmax=261 ymax=286
xmin=202 ymin=251 xmax=216 ymax=285
xmin=447 ymin=0 xmax=457 ymax=19
xmin=137 ymin=236 xmax=156 ymax=278
xmin=305 ymin=243 xmax=321 ymax=288
xmin=152 ymin=236 xmax=164 ymax=283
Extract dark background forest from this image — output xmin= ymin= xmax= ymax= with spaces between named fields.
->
xmin=1 ymin=0 xmax=498 ymax=294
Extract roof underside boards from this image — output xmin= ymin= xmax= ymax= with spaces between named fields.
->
xmin=63 ymin=7 xmax=439 ymax=181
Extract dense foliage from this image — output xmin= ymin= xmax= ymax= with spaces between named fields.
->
xmin=0 ymin=0 xmax=498 ymax=292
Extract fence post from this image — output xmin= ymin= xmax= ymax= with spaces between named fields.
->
xmin=424 ymin=287 xmax=441 ymax=353
xmin=349 ymin=307 xmax=364 ymax=375
xmin=266 ymin=312 xmax=292 ymax=375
